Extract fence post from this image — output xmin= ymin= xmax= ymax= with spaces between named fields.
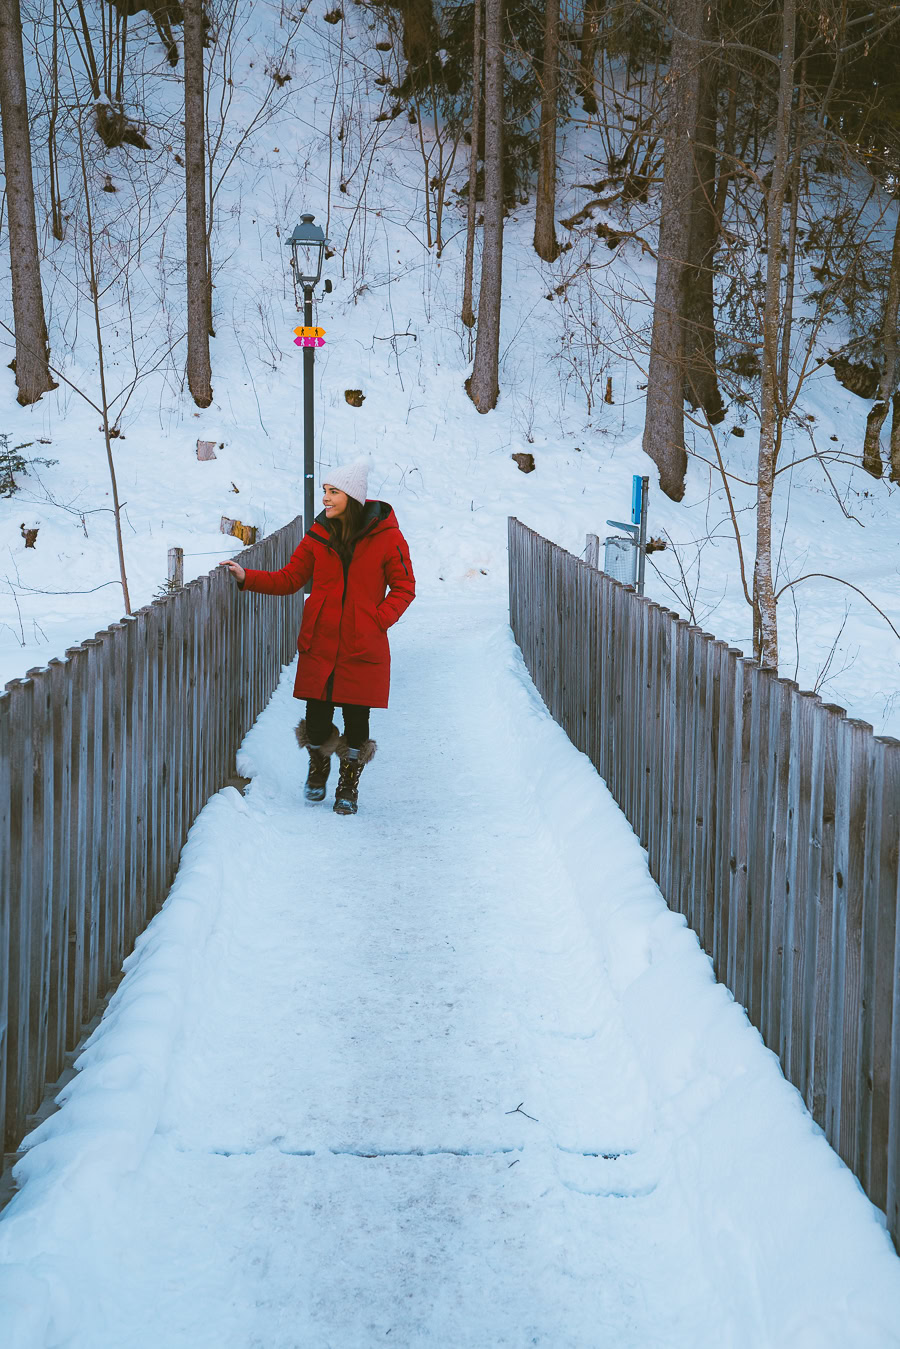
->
xmin=163 ymin=598 xmax=180 ymax=885
xmin=585 ymin=533 xmax=599 ymax=569
xmin=702 ymin=640 xmax=728 ymax=969
xmin=3 ymin=677 xmax=34 ymax=1152
xmin=641 ymin=602 xmax=657 ymax=865
xmin=666 ymin=620 xmax=689 ymax=908
xmin=149 ymin=601 xmax=169 ymax=911
xmin=827 ymin=717 xmax=873 ymax=1177
xmin=686 ymin=631 xmax=712 ymax=938
xmin=121 ymin=617 xmax=142 ymax=957
xmin=0 ymin=691 xmax=11 ymax=1157
xmin=783 ymin=689 xmax=820 ymax=1092
xmin=765 ymin=677 xmax=798 ymax=1054
xmin=859 ymin=735 xmax=900 ymax=1211
xmin=745 ymin=664 xmax=774 ymax=1027
xmin=45 ymin=659 xmax=70 ymax=1081
xmin=168 ymin=547 xmax=184 ymax=590
xmin=24 ymin=667 xmax=53 ymax=1126
xmin=884 ymin=740 xmax=900 ymax=1248
xmin=107 ymin=625 xmax=128 ymax=977
xmin=81 ymin=637 xmax=103 ymax=1019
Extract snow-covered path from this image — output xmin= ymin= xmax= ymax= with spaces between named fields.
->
xmin=3 ymin=599 xmax=900 ymax=1348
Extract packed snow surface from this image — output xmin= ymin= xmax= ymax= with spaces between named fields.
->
xmin=2 ymin=599 xmax=900 ymax=1347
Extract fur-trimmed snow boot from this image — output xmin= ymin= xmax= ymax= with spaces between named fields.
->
xmin=295 ymin=720 xmax=341 ymax=802
xmin=333 ymin=736 xmax=377 ymax=815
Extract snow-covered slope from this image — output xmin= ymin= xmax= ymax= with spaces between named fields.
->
xmin=0 ymin=1 xmax=897 ymax=729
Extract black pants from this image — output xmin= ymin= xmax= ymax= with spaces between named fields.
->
xmin=306 ymin=698 xmax=370 ymax=750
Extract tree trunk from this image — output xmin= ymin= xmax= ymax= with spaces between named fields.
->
xmin=461 ymin=0 xmax=482 ymax=329
xmin=682 ymin=35 xmax=724 ymax=423
xmin=642 ymin=0 xmax=707 ymax=501
xmin=48 ymin=0 xmax=64 ymax=241
xmin=184 ymin=0 xmax=212 ymax=407
xmin=533 ymin=0 xmax=559 ymax=262
xmin=712 ymin=69 xmax=737 ymax=226
xmin=890 ymin=392 xmax=900 ymax=482
xmin=0 ymin=0 xmax=56 ymax=405
xmin=466 ymin=0 xmax=503 ymax=413
xmin=778 ymin=75 xmax=804 ymax=413
xmin=865 ymin=402 xmax=891 ymax=477
xmin=76 ymin=118 xmax=131 ymax=615
xmin=753 ymin=0 xmax=795 ymax=669
xmin=863 ymin=200 xmax=900 ymax=477
xmin=577 ymin=0 xmax=603 ymax=114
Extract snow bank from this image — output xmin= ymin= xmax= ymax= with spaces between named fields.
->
xmin=0 ymin=789 xmax=246 ymax=1345
xmin=489 ymin=620 xmax=900 ymax=1347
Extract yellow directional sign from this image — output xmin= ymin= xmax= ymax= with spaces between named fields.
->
xmin=293 ymin=326 xmax=326 ymax=337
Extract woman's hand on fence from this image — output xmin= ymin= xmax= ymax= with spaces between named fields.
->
xmin=220 ymin=560 xmax=246 ymax=584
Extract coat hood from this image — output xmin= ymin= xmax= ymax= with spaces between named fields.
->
xmin=310 ymin=500 xmax=398 ymax=541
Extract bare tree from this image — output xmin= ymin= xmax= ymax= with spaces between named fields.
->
xmin=863 ymin=201 xmax=900 ymax=479
xmin=753 ymin=0 xmax=796 ymax=668
xmin=47 ymin=0 xmax=64 ymax=241
xmin=533 ymin=0 xmax=559 ymax=262
xmin=576 ymin=0 xmax=603 ymax=115
xmin=681 ymin=41 xmax=723 ymax=423
xmin=75 ymin=114 xmax=131 ymax=614
xmin=408 ymin=53 xmax=461 ymax=256
xmin=641 ymin=0 xmax=711 ymax=501
xmin=0 ymin=0 xmax=56 ymax=404
xmin=466 ymin=0 xmax=503 ymax=412
xmin=461 ymin=0 xmax=483 ymax=328
xmin=184 ymin=0 xmax=212 ymax=406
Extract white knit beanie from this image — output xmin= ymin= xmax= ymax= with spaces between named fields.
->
xmin=323 ymin=459 xmax=369 ymax=505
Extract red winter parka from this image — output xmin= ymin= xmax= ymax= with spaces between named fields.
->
xmin=241 ymin=501 xmax=415 ymax=708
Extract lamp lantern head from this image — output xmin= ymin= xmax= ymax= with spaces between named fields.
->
xmin=287 ymin=213 xmax=328 ymax=286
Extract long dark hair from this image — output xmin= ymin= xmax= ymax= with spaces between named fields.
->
xmin=328 ymin=496 xmax=365 ymax=565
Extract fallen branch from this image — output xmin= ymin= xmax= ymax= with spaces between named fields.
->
xmin=504 ymin=1101 xmax=539 ymax=1122
xmin=560 ymin=195 xmax=623 ymax=227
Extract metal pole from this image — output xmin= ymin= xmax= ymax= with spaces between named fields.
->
xmin=303 ymin=285 xmax=315 ymax=552
xmin=637 ymin=475 xmax=649 ymax=595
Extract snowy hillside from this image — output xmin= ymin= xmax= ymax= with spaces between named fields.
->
xmin=0 ymin=0 xmax=898 ymax=733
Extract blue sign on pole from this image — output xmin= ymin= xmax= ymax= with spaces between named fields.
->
xmin=631 ymin=474 xmax=643 ymax=526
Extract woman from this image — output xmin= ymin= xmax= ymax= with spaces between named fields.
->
xmin=221 ymin=460 xmax=415 ymax=814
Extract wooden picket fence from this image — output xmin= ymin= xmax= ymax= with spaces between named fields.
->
xmin=0 ymin=516 xmax=304 ymax=1170
xmin=508 ymin=516 xmax=900 ymax=1248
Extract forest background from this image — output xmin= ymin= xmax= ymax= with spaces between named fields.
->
xmin=0 ymin=0 xmax=898 ymax=733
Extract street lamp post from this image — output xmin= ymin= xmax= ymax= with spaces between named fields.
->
xmin=287 ymin=214 xmax=330 ymax=539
